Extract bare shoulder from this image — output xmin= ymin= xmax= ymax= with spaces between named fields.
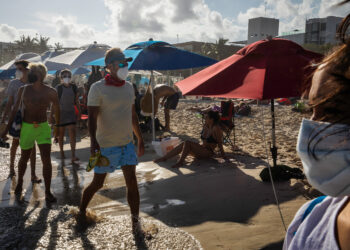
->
xmin=337 ymin=201 xmax=350 ymax=250
xmin=43 ymin=85 xmax=58 ymax=97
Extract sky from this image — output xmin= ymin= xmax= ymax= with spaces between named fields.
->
xmin=0 ymin=0 xmax=349 ymax=49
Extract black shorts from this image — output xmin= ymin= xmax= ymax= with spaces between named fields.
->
xmin=164 ymin=93 xmax=180 ymax=110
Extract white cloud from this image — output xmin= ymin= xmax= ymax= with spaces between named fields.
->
xmin=318 ymin=0 xmax=350 ymax=17
xmin=1 ymin=0 xmax=349 ymax=49
xmin=0 ymin=24 xmax=18 ymax=41
xmin=102 ymin=0 xmax=246 ymax=47
xmin=0 ymin=23 xmax=42 ymax=44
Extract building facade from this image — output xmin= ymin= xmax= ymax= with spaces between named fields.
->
xmin=247 ymin=17 xmax=279 ymax=44
xmin=304 ymin=16 xmax=343 ymax=45
xmin=278 ymin=31 xmax=305 ymax=45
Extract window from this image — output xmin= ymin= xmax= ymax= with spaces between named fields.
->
xmin=321 ymin=23 xmax=326 ymax=31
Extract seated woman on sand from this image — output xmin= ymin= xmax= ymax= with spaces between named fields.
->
xmin=154 ymin=111 xmax=226 ymax=168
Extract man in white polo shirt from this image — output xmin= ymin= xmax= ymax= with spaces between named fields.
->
xmin=79 ymin=48 xmax=144 ymax=234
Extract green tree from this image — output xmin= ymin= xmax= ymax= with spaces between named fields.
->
xmin=216 ymin=37 xmax=229 ymax=60
xmin=15 ymin=35 xmax=38 ymax=53
xmin=200 ymin=37 xmax=230 ymax=60
xmin=14 ymin=35 xmax=50 ymax=54
xmin=37 ymin=35 xmax=50 ymax=53
xmin=54 ymin=42 xmax=63 ymax=50
xmin=302 ymin=43 xmax=336 ymax=55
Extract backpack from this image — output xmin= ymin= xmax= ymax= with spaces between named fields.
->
xmin=259 ymin=165 xmax=305 ymax=182
xmin=57 ymin=84 xmax=78 ymax=103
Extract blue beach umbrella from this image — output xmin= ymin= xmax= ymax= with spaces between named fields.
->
xmin=0 ymin=68 xmax=16 ymax=79
xmin=0 ymin=52 xmax=42 ymax=79
xmin=85 ymin=41 xmax=217 ymax=70
xmin=72 ymin=67 xmax=91 ymax=75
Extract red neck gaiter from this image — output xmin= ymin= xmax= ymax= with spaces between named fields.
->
xmin=105 ymin=74 xmax=125 ymax=87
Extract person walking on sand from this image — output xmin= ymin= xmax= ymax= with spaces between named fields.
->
xmin=78 ymin=48 xmax=145 ymax=234
xmin=0 ymin=60 xmax=41 ymax=183
xmin=1 ymin=62 xmax=60 ymax=203
xmin=54 ymin=69 xmax=80 ymax=163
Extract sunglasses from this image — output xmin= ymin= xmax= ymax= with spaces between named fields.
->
xmin=114 ymin=62 xmax=128 ymax=68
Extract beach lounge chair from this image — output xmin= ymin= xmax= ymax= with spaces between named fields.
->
xmin=220 ymin=101 xmax=236 ymax=150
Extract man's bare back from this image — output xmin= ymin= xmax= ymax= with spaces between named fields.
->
xmin=20 ymin=84 xmax=57 ymax=123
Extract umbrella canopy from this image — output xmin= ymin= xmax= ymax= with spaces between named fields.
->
xmin=46 ymin=45 xmax=109 ymax=71
xmin=85 ymin=41 xmax=218 ymax=70
xmin=0 ymin=52 xmax=42 ymax=71
xmin=176 ymin=38 xmax=323 ymax=100
xmin=0 ymin=68 xmax=16 ymax=79
xmin=72 ymin=67 xmax=91 ymax=75
xmin=41 ymin=50 xmax=65 ymax=63
xmin=0 ymin=52 xmax=42 ymax=79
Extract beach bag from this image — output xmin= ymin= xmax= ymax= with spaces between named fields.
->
xmin=259 ymin=165 xmax=304 ymax=182
xmin=9 ymin=87 xmax=26 ymax=138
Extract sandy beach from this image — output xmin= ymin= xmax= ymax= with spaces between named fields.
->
xmin=0 ymin=98 xmax=312 ymax=249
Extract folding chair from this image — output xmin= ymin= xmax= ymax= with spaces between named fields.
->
xmin=220 ymin=100 xmax=236 ymax=150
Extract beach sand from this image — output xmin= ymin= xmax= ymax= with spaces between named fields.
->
xmin=0 ymin=98 xmax=312 ymax=249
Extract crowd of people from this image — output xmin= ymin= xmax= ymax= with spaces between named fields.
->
xmin=1 ymin=2 xmax=350 ymax=245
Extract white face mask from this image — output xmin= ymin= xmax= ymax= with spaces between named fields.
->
xmin=297 ymin=119 xmax=350 ymax=197
xmin=117 ymin=66 xmax=128 ymax=81
xmin=15 ymin=70 xmax=23 ymax=79
xmin=62 ymin=77 xmax=71 ymax=84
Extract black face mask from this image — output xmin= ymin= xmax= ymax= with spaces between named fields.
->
xmin=28 ymin=72 xmax=38 ymax=83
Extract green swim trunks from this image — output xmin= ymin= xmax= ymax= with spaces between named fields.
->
xmin=20 ymin=122 xmax=52 ymax=150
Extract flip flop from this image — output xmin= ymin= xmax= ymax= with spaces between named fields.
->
xmin=86 ymin=151 xmax=110 ymax=172
xmin=86 ymin=152 xmax=101 ymax=172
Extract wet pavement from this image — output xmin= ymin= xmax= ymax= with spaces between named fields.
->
xmin=0 ymin=136 xmax=307 ymax=249
xmin=0 ymin=139 xmax=204 ymax=249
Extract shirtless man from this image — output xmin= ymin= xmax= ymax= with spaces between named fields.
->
xmin=1 ymin=63 xmax=60 ymax=202
xmin=0 ymin=60 xmax=40 ymax=182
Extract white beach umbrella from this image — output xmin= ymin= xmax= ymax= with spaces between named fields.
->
xmin=0 ymin=52 xmax=42 ymax=70
xmin=45 ymin=44 xmax=110 ymax=71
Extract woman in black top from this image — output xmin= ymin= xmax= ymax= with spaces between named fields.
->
xmin=154 ymin=111 xmax=226 ymax=168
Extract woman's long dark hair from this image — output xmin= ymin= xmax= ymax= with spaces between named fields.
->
xmin=308 ymin=1 xmax=350 ymax=159
xmin=207 ymin=110 xmax=220 ymax=124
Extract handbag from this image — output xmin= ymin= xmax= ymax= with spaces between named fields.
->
xmin=9 ymin=86 xmax=25 ymax=138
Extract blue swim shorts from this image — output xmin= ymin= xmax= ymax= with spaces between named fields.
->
xmin=94 ymin=142 xmax=138 ymax=174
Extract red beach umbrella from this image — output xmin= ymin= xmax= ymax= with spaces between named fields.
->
xmin=176 ymin=38 xmax=322 ymax=100
xmin=176 ymin=38 xmax=323 ymax=168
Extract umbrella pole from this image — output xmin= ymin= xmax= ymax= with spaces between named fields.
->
xmin=270 ymin=99 xmax=278 ymax=167
xmin=151 ymin=70 xmax=156 ymax=141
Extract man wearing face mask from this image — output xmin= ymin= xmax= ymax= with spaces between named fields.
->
xmin=0 ymin=60 xmax=40 ymax=183
xmin=54 ymin=69 xmax=80 ymax=163
xmin=1 ymin=63 xmax=60 ymax=203
xmin=79 ymin=48 xmax=145 ymax=235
